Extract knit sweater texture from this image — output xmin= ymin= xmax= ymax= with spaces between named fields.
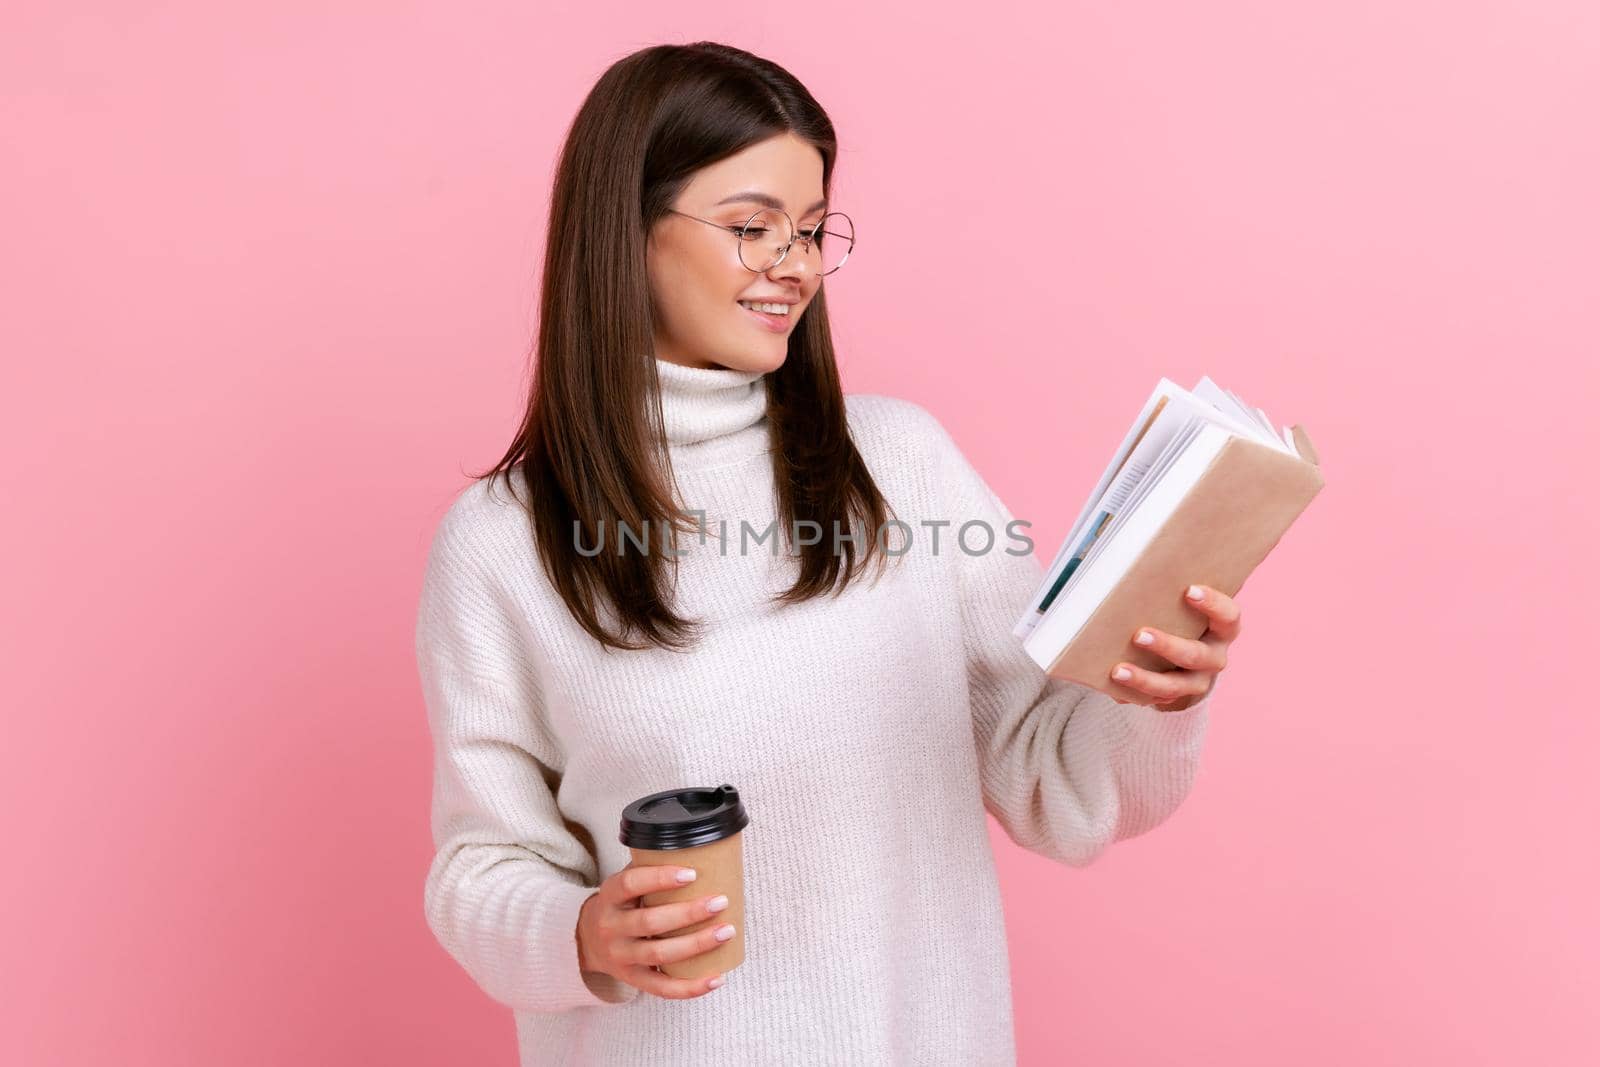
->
xmin=414 ymin=357 xmax=1214 ymax=1065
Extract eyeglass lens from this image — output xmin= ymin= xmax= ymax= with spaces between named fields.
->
xmin=737 ymin=209 xmax=854 ymax=275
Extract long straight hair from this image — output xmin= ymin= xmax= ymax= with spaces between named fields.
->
xmin=470 ymin=42 xmax=894 ymax=652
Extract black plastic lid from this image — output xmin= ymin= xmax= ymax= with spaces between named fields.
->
xmin=619 ymin=784 xmax=749 ymax=850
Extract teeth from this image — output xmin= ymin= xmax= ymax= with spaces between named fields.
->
xmin=739 ymin=300 xmax=790 ymax=316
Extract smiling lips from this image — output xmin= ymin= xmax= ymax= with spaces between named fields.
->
xmin=737 ymin=300 xmax=794 ymax=333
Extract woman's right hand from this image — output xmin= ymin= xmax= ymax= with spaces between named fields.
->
xmin=576 ymin=864 xmax=735 ymax=999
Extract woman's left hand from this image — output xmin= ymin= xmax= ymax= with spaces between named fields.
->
xmin=1110 ymin=584 xmax=1240 ymax=711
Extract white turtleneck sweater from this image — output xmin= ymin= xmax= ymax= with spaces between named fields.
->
xmin=414 ymin=358 xmax=1214 ymax=1066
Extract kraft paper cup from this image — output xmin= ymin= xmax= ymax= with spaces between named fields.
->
xmin=620 ymin=784 xmax=749 ymax=980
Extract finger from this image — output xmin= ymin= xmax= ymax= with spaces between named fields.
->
xmin=610 ymin=863 xmax=698 ymax=905
xmin=1131 ymin=626 xmax=1227 ymax=673
xmin=1153 ymin=671 xmax=1218 ymax=710
xmin=1110 ymin=662 xmax=1210 ymax=703
xmin=1183 ymin=585 xmax=1242 ymax=642
xmin=616 ymin=893 xmax=731 ymax=939
xmin=624 ymin=964 xmax=726 ymax=1000
xmin=626 ymin=920 xmax=737 ymax=969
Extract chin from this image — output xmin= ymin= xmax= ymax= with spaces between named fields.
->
xmin=711 ymin=350 xmax=785 ymax=375
xmin=750 ymin=349 xmax=790 ymax=376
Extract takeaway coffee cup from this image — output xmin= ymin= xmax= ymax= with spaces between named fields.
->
xmin=620 ymin=783 xmax=749 ymax=980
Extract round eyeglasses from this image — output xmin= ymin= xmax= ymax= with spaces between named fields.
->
xmin=666 ymin=207 xmax=855 ymax=276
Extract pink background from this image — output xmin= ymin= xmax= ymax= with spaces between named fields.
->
xmin=4 ymin=3 xmax=1597 ymax=1064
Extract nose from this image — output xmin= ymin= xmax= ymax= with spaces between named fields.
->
xmin=766 ymin=240 xmax=813 ymax=286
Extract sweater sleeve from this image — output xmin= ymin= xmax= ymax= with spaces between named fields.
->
xmin=414 ymin=499 xmax=641 ymax=1012
xmin=927 ymin=412 xmax=1215 ymax=868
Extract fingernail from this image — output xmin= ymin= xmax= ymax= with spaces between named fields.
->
xmin=677 ymin=868 xmax=697 ymax=883
xmin=1187 ymin=586 xmax=1204 ymax=601
xmin=1135 ymin=631 xmax=1154 ymax=646
xmin=1113 ymin=666 xmax=1132 ymax=681
xmin=707 ymin=895 xmax=729 ymax=913
xmin=714 ymin=924 xmax=736 ymax=941
xmin=708 ymin=975 xmax=726 ymax=989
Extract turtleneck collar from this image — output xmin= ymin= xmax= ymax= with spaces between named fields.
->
xmin=653 ymin=357 xmax=770 ymax=455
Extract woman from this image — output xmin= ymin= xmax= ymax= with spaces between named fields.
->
xmin=414 ymin=40 xmax=1237 ymax=1065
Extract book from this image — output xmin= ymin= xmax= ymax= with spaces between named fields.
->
xmin=1013 ymin=376 xmax=1325 ymax=700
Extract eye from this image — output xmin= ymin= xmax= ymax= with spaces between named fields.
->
xmin=734 ymin=226 xmax=769 ymax=240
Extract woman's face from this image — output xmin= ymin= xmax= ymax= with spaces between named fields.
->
xmin=646 ymin=132 xmax=827 ymax=373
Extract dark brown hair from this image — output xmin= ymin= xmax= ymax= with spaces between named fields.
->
xmin=470 ymin=41 xmax=894 ymax=652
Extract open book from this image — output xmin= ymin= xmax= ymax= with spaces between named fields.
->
xmin=1013 ymin=376 xmax=1325 ymax=700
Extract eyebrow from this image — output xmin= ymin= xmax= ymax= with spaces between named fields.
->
xmin=713 ymin=191 xmax=829 ymax=214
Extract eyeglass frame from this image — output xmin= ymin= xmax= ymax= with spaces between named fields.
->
xmin=663 ymin=206 xmax=855 ymax=276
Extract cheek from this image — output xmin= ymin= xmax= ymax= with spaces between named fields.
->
xmin=687 ymin=251 xmax=749 ymax=318
xmin=648 ymin=247 xmax=746 ymax=338
xmin=707 ymin=248 xmax=749 ymax=296
xmin=648 ymin=249 xmax=705 ymax=325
